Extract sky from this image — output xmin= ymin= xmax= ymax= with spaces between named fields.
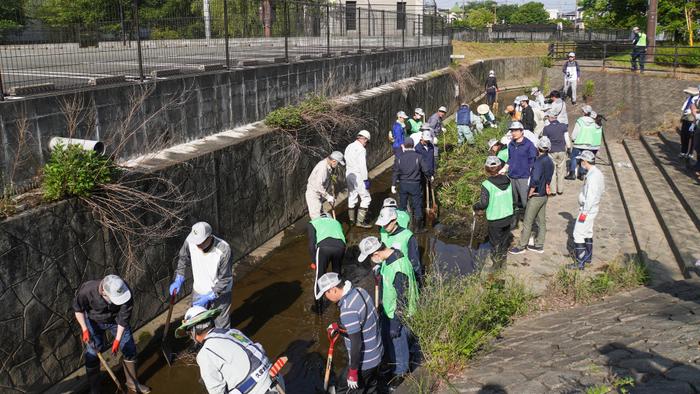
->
xmin=435 ymin=0 xmax=578 ymax=13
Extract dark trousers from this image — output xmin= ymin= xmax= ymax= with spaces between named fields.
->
xmin=336 ymin=367 xmax=379 ymax=394
xmin=631 ymin=47 xmax=646 ymax=71
xmin=681 ymin=120 xmax=694 ymax=155
xmin=486 ymin=89 xmax=496 ymax=107
xmin=488 ymin=218 xmax=512 ymax=269
xmin=85 ymin=319 xmax=137 ymax=369
xmin=399 ymin=181 xmax=424 ymax=222
xmin=695 ymin=134 xmax=700 ymax=171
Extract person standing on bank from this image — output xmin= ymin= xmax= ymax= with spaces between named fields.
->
xmin=546 ymin=90 xmax=568 ymax=126
xmin=679 ymin=87 xmax=699 ymax=159
xmin=391 ymin=138 xmax=430 ymax=232
xmin=630 ymin=27 xmax=647 ymax=73
xmin=568 ymin=106 xmax=603 ymax=180
xmin=507 ymin=122 xmax=538 ymax=227
xmin=318 ymin=273 xmax=383 ymax=393
xmin=170 ymin=222 xmax=233 ymax=329
xmin=345 ymin=130 xmax=373 ymax=228
xmin=543 ymin=113 xmax=571 ymax=195
xmin=510 ymin=137 xmax=554 ymax=255
xmin=562 ymin=52 xmax=581 ymax=105
xmin=485 ymin=70 xmax=499 ymax=108
xmin=519 ymin=96 xmax=536 ymax=133
xmin=74 ymin=275 xmax=151 ymax=393
xmin=570 ymin=150 xmax=605 ymax=270
xmin=308 ymin=213 xmax=346 ymax=300
xmin=473 ymin=157 xmax=514 ymax=269
xmin=390 ymin=111 xmax=409 ymax=158
xmin=306 ymin=151 xmax=345 ymax=220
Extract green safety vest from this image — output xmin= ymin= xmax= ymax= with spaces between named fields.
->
xmin=396 ymin=210 xmax=410 ymax=228
xmin=407 ymin=119 xmax=422 ymax=134
xmin=497 ymin=148 xmax=509 ymax=163
xmin=380 ymin=226 xmax=413 ymax=258
xmin=380 ymin=255 xmax=418 ymax=319
xmin=310 ymin=217 xmax=346 ymax=244
xmin=482 ymin=180 xmax=514 ymax=221
xmin=574 ymin=118 xmax=603 ymax=147
xmin=636 ymin=33 xmax=647 ymax=47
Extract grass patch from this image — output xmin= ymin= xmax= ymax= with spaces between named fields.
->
xmin=42 ymin=144 xmax=116 ymax=202
xmin=545 ymin=256 xmax=649 ymax=304
xmin=404 ymin=269 xmax=532 ymax=378
xmin=264 ymin=95 xmax=332 ymax=130
xmin=451 ymin=41 xmax=549 ymax=64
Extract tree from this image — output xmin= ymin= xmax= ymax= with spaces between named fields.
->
xmin=0 ymin=0 xmax=24 ymax=28
xmin=509 ymin=2 xmax=549 ymax=25
xmin=466 ymin=8 xmax=494 ymax=28
xmin=495 ymin=4 xmax=519 ymax=24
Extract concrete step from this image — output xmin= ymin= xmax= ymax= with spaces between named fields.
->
xmin=647 ymin=132 xmax=700 ymax=230
xmin=605 ymin=141 xmax=683 ymax=285
xmin=623 ymin=138 xmax=700 ymax=278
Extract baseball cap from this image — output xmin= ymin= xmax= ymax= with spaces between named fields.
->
xmin=485 ymin=156 xmax=501 ymax=167
xmin=358 ymin=130 xmax=371 ymax=140
xmin=538 ymin=136 xmax=552 ymax=150
xmin=519 ymin=95 xmax=529 ymax=102
xmin=330 ymin=151 xmax=345 ymax=166
xmin=383 ymin=197 xmax=398 ymax=208
xmin=315 ymin=272 xmax=342 ymax=300
xmin=683 ymin=87 xmax=699 ymax=95
xmin=633 ymin=26 xmax=640 ymax=32
xmin=568 ymin=52 xmax=576 ymax=57
xmin=186 ymin=222 xmax=212 ymax=245
xmin=438 ymin=106 xmax=447 ymax=113
xmin=509 ymin=121 xmax=524 ymax=130
xmin=397 ymin=111 xmax=408 ymax=119
xmin=582 ymin=105 xmax=593 ymax=114
xmin=102 ymin=275 xmax=131 ymax=305
xmin=488 ymin=138 xmax=499 ymax=149
xmin=414 ymin=108 xmax=425 ymax=116
xmin=358 ymin=236 xmax=383 ymax=262
xmin=421 ymin=130 xmax=432 ymax=140
xmin=375 ymin=207 xmax=397 ymax=227
xmin=576 ymin=150 xmax=596 ymax=162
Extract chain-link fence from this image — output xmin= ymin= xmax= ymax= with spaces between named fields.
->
xmin=0 ymin=0 xmax=449 ymax=98
xmin=452 ymin=26 xmax=631 ymax=43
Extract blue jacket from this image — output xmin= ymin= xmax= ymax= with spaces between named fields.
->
xmin=456 ymin=105 xmax=471 ymax=125
xmin=415 ymin=141 xmax=436 ymax=177
xmin=529 ymin=154 xmax=554 ymax=196
xmin=507 ymin=138 xmax=537 ymax=179
xmin=392 ymin=121 xmax=405 ymax=149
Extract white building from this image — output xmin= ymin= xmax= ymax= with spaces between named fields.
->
xmin=546 ymin=9 xmax=560 ymax=20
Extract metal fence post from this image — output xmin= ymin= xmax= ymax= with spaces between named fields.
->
xmin=402 ymin=17 xmax=405 ymax=48
xmin=602 ymin=43 xmax=607 ymax=69
xmin=430 ymin=12 xmax=434 ymax=46
xmin=284 ymin=0 xmax=289 ymax=61
xmin=417 ymin=17 xmax=421 ymax=47
xmin=0 ymin=66 xmax=5 ymax=101
xmin=223 ymin=0 xmax=230 ymax=68
xmin=326 ymin=3 xmax=331 ymax=55
xmin=382 ymin=10 xmax=386 ymax=50
xmin=358 ymin=7 xmax=362 ymax=52
xmin=673 ymin=44 xmax=679 ymax=76
xmin=132 ymin=0 xmax=144 ymax=81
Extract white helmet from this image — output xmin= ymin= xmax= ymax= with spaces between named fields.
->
xmin=358 ymin=130 xmax=371 ymax=140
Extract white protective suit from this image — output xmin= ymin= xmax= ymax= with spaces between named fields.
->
xmin=305 ymin=158 xmax=333 ymax=219
xmin=573 ymin=165 xmax=605 ymax=243
xmin=344 ymin=140 xmax=371 ymax=209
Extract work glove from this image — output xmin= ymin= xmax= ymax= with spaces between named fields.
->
xmin=169 ymin=274 xmax=185 ymax=296
xmin=430 ymin=176 xmax=435 ymax=183
xmin=111 ymin=339 xmax=120 ymax=355
xmin=389 ymin=318 xmax=402 ymax=339
xmin=81 ymin=329 xmax=90 ymax=344
xmin=310 ymin=262 xmax=316 ymax=270
xmin=327 ymin=322 xmax=341 ymax=338
xmin=326 ymin=195 xmax=335 ymax=205
xmin=363 ymin=180 xmax=371 ymax=190
xmin=391 ymin=186 xmax=397 ymax=194
xmin=193 ymin=291 xmax=216 ymax=308
xmin=578 ymin=213 xmax=587 ymax=223
xmin=347 ymin=368 xmax=359 ymax=390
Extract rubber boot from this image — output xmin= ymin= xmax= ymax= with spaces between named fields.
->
xmin=123 ymin=360 xmax=151 ymax=393
xmin=414 ymin=218 xmax=427 ymax=234
xmin=355 ymin=208 xmax=373 ymax=228
xmin=567 ymin=243 xmax=587 ymax=270
xmin=565 ymin=171 xmax=576 ymax=180
xmin=584 ymin=238 xmax=593 ymax=265
xmin=86 ymin=366 xmax=101 ymax=394
xmin=348 ymin=208 xmax=356 ymax=224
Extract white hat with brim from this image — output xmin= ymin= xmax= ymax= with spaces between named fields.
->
xmin=683 ymin=87 xmax=699 ymax=95
xmin=330 ymin=151 xmax=345 ymax=166
xmin=314 ymin=272 xmax=342 ymax=300
xmin=488 ymin=139 xmax=498 ymax=149
xmin=375 ymin=207 xmax=397 ymax=227
xmin=421 ymin=130 xmax=432 ymax=141
xmin=102 ymin=275 xmax=132 ymax=306
xmin=358 ymin=236 xmax=382 ymax=262
xmin=397 ymin=111 xmax=409 ymax=119
xmin=383 ymin=197 xmax=398 ymax=208
xmin=576 ymin=150 xmax=596 ymax=162
xmin=438 ymin=106 xmax=448 ymax=113
xmin=509 ymin=121 xmax=524 ymax=130
xmin=186 ymin=221 xmax=212 ymax=245
xmin=415 ymin=108 xmax=425 ymax=116
xmin=477 ymin=104 xmax=490 ymax=115
xmin=358 ymin=130 xmax=371 ymax=140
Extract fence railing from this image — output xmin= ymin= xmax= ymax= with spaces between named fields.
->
xmin=452 ymin=27 xmax=631 ymax=43
xmin=0 ymin=1 xmax=449 ymax=98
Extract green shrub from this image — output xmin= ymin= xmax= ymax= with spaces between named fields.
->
xmin=582 ymin=80 xmax=595 ymax=98
xmin=265 ymin=95 xmax=332 ymax=130
xmin=540 ymin=55 xmax=553 ymax=68
xmin=150 ymin=27 xmax=181 ymax=40
xmin=42 ymin=144 xmax=116 ymax=202
xmin=404 ymin=269 xmax=531 ymax=378
xmin=654 ymin=46 xmax=700 ymax=68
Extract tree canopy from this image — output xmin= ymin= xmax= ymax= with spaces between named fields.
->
xmin=0 ymin=0 xmax=24 ymax=28
xmin=509 ymin=2 xmax=549 ymax=25
xmin=451 ymin=1 xmax=553 ymax=27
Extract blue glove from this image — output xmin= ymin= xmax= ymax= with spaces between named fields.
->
xmin=169 ymin=275 xmax=185 ymax=296
xmin=364 ymin=180 xmax=371 ymax=190
xmin=193 ymin=291 xmax=216 ymax=307
xmin=389 ymin=318 xmax=402 ymax=339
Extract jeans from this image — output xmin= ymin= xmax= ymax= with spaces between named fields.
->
xmin=457 ymin=125 xmax=475 ymax=145
xmin=518 ymin=195 xmax=548 ymax=248
xmin=570 ymin=148 xmax=598 ymax=176
xmin=631 ymin=47 xmax=646 ymax=71
xmin=85 ymin=319 xmax=137 ymax=369
xmin=486 ymin=89 xmax=496 ymax=107
xmin=381 ymin=317 xmax=409 ymax=375
xmin=549 ymin=151 xmax=567 ymax=194
xmin=398 ymin=181 xmax=424 ymax=222
xmin=680 ymin=120 xmax=694 ymax=155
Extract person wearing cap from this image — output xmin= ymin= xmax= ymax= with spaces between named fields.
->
xmin=510 ymin=137 xmax=554 ymax=255
xmin=631 ymin=27 xmax=647 ymax=73
xmin=456 ymin=103 xmax=475 ymax=145
xmin=357 ymin=236 xmax=418 ymax=385
xmin=488 ymin=138 xmax=509 ymax=166
xmin=318 ymin=273 xmax=383 ymax=393
xmin=545 ymin=90 xmax=568 ymax=125
xmin=73 ymin=275 xmax=150 ymax=393
xmin=520 ymin=96 xmax=535 ymax=133
xmin=377 ymin=206 xmax=423 ymax=283
xmin=382 ymin=197 xmax=410 ymax=228
xmin=307 ymin=213 xmax=346 ymax=302
xmin=570 ymin=150 xmax=605 ymax=270
xmin=568 ymin=105 xmax=603 ymax=180
xmin=345 ymin=130 xmax=373 ymax=228
xmin=504 ymin=104 xmax=520 ymax=122
xmin=679 ymin=87 xmax=699 ymax=159
xmin=306 ymin=151 xmax=345 ymax=220
xmin=175 ymin=306 xmax=282 ymax=394
xmin=473 ymin=157 xmax=514 ymax=269
xmin=390 ymin=111 xmax=409 ymax=158
xmin=543 ymin=113 xmax=571 ymax=195
xmin=407 ymin=108 xmax=424 ymax=135
xmin=485 ymin=70 xmax=498 ymax=108
xmin=562 ymin=52 xmax=580 ymax=105
xmin=506 ymin=121 xmax=538 ymax=226
xmin=531 ymin=87 xmax=546 ymax=109
xmin=414 ymin=128 xmax=436 ymax=180
xmin=171 ymin=221 xmax=233 ymax=329
xmin=392 ymin=138 xmax=430 ymax=233
xmin=427 ymin=106 xmax=447 ymax=159
xmin=476 ymin=104 xmax=497 ymax=131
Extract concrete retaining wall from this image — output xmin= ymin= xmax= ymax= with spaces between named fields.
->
xmin=0 ymin=56 xmax=542 ymax=392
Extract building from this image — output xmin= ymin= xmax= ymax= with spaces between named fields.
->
xmin=546 ymin=9 xmax=560 ymax=20
xmin=560 ymin=7 xmax=584 ymax=29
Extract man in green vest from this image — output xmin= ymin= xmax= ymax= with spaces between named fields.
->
xmin=376 ymin=207 xmax=423 ymax=286
xmin=307 ymin=213 xmax=346 ymax=302
xmin=407 ymin=108 xmax=424 ymax=136
xmin=567 ymin=105 xmax=603 ymax=180
xmin=358 ymin=236 xmax=418 ymax=388
xmin=631 ymin=26 xmax=647 ymax=73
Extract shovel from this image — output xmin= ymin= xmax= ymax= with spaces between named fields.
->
xmin=88 ymin=342 xmax=125 ymax=393
xmin=430 ymin=180 xmax=438 ymax=222
xmin=493 ymin=90 xmax=500 ymax=113
xmin=161 ymin=291 xmax=177 ymax=366
xmin=323 ymin=331 xmax=340 ymax=392
xmin=269 ymin=357 xmax=288 ymax=394
xmin=425 ymin=180 xmax=436 ymax=226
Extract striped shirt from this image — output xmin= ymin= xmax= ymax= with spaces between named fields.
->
xmin=339 ymin=286 xmax=383 ymax=370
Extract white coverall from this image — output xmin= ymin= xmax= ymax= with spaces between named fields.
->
xmin=305 ymin=158 xmax=333 ymax=220
xmin=573 ymin=165 xmax=605 ymax=243
xmin=563 ymin=61 xmax=579 ymax=103
xmin=196 ymin=328 xmax=282 ymax=394
xmin=344 ymin=140 xmax=371 ymax=209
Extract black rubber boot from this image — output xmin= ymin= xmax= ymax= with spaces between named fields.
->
xmin=585 ymin=238 xmax=593 ymax=265
xmin=565 ymin=171 xmax=576 ymax=180
xmin=567 ymin=242 xmax=587 ymax=270
xmin=414 ymin=218 xmax=427 ymax=234
xmin=86 ymin=366 xmax=101 ymax=394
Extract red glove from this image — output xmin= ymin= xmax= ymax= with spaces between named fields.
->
xmin=327 ymin=323 xmax=340 ymax=338
xmin=81 ymin=330 xmax=90 ymax=344
xmin=310 ymin=262 xmax=316 ymax=270
xmin=111 ymin=339 xmax=120 ymax=355
xmin=347 ymin=368 xmax=359 ymax=389
xmin=578 ymin=213 xmax=587 ymax=223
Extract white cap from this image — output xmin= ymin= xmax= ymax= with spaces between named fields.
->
xmin=531 ymin=87 xmax=540 ymax=94
xmin=375 ymin=207 xmax=397 ymax=227
xmin=581 ymin=105 xmax=593 ymax=114
xmin=414 ymin=108 xmax=424 ymax=116
xmin=186 ymin=221 xmax=212 ymax=245
xmin=330 ymin=151 xmax=345 ymax=166
xmin=101 ymin=275 xmax=131 ymax=305
xmin=538 ymin=136 xmax=552 ymax=150
xmin=576 ymin=150 xmax=596 ymax=162
xmin=438 ymin=106 xmax=447 ymax=113
xmin=509 ymin=121 xmax=524 ymax=130
xmin=421 ymin=130 xmax=432 ymax=141
xmin=477 ymin=104 xmax=490 ymax=115
xmin=485 ymin=156 xmax=501 ymax=167
xmin=489 ymin=70 xmax=495 ymax=76
xmin=315 ymin=272 xmax=342 ymax=300
xmin=633 ymin=26 xmax=640 ymax=31
xmin=358 ymin=130 xmax=371 ymax=140
xmin=488 ymin=138 xmax=499 ymax=149
xmin=358 ymin=236 xmax=383 ymax=262
xmin=397 ymin=111 xmax=408 ymax=119
xmin=383 ymin=197 xmax=398 ymax=208
xmin=568 ymin=52 xmax=576 ymax=57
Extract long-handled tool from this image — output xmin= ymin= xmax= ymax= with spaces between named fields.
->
xmin=323 ymin=331 xmax=340 ymax=392
xmin=469 ymin=210 xmax=477 ymax=248
xmin=430 ymin=180 xmax=438 ymax=223
xmin=373 ymin=269 xmax=380 ymax=309
xmin=89 ymin=342 xmax=125 ymax=393
xmin=424 ymin=181 xmax=431 ymax=226
xmin=161 ymin=290 xmax=177 ymax=366
xmin=269 ymin=357 xmax=288 ymax=394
